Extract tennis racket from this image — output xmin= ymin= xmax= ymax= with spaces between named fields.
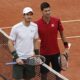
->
xmin=6 ymin=55 xmax=69 ymax=80
xmin=0 ymin=74 xmax=7 ymax=80
xmin=6 ymin=55 xmax=45 ymax=66
xmin=58 ymin=43 xmax=71 ymax=71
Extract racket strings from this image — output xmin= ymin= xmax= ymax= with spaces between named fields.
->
xmin=26 ymin=57 xmax=42 ymax=65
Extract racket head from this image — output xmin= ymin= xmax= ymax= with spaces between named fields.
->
xmin=25 ymin=55 xmax=46 ymax=66
xmin=58 ymin=54 xmax=68 ymax=71
xmin=58 ymin=43 xmax=71 ymax=71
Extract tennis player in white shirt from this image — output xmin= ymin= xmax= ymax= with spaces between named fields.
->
xmin=8 ymin=7 xmax=40 ymax=80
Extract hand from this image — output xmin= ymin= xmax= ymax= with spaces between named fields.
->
xmin=16 ymin=58 xmax=24 ymax=65
xmin=63 ymin=48 xmax=69 ymax=60
xmin=64 ymin=48 xmax=69 ymax=54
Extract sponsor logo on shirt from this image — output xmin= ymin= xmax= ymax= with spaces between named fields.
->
xmin=51 ymin=24 xmax=54 ymax=27
xmin=31 ymin=30 xmax=35 ymax=33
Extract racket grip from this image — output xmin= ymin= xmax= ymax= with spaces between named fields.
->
xmin=6 ymin=62 xmax=17 ymax=65
xmin=68 ymin=43 xmax=71 ymax=49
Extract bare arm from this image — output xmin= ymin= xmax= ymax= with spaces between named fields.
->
xmin=59 ymin=30 xmax=69 ymax=55
xmin=34 ymin=38 xmax=41 ymax=49
xmin=59 ymin=31 xmax=67 ymax=44
xmin=8 ymin=39 xmax=18 ymax=59
xmin=8 ymin=39 xmax=24 ymax=64
xmin=58 ymin=19 xmax=69 ymax=56
xmin=34 ymin=38 xmax=41 ymax=55
xmin=8 ymin=39 xmax=15 ymax=52
xmin=58 ymin=19 xmax=68 ymax=48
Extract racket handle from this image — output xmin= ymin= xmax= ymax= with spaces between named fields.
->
xmin=68 ymin=43 xmax=71 ymax=49
xmin=6 ymin=62 xmax=17 ymax=65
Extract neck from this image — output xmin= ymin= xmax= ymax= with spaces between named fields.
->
xmin=23 ymin=20 xmax=30 ymax=27
xmin=43 ymin=16 xmax=50 ymax=24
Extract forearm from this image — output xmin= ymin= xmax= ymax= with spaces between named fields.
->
xmin=8 ymin=40 xmax=15 ymax=52
xmin=59 ymin=31 xmax=68 ymax=48
xmin=34 ymin=39 xmax=41 ymax=55
xmin=8 ymin=39 xmax=19 ymax=59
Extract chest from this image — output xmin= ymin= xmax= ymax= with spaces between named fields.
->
xmin=16 ymin=27 xmax=36 ymax=40
xmin=38 ymin=22 xmax=58 ymax=36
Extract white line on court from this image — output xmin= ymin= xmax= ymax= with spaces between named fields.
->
xmin=58 ymin=36 xmax=80 ymax=39
xmin=0 ymin=19 xmax=80 ymax=29
xmin=0 ymin=19 xmax=80 ymax=39
xmin=62 ymin=19 xmax=80 ymax=23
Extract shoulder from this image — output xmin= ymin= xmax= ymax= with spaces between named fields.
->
xmin=51 ymin=17 xmax=60 ymax=22
xmin=30 ymin=22 xmax=38 ymax=27
xmin=11 ymin=22 xmax=23 ymax=31
xmin=36 ymin=18 xmax=42 ymax=24
xmin=30 ymin=22 xmax=38 ymax=29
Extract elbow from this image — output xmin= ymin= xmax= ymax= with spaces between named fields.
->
xmin=8 ymin=39 xmax=14 ymax=47
xmin=8 ymin=40 xmax=11 ymax=46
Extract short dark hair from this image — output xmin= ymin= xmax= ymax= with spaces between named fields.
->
xmin=40 ymin=2 xmax=50 ymax=11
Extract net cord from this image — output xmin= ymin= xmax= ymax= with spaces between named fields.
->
xmin=0 ymin=28 xmax=11 ymax=40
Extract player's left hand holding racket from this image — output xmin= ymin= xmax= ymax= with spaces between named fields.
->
xmin=5 ymin=55 xmax=46 ymax=66
xmin=58 ymin=43 xmax=71 ymax=71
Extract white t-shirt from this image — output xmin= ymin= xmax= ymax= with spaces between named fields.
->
xmin=10 ymin=22 xmax=39 ymax=59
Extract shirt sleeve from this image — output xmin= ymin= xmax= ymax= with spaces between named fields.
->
xmin=34 ymin=26 xmax=39 ymax=39
xmin=58 ymin=19 xmax=64 ymax=31
xmin=10 ymin=27 xmax=17 ymax=41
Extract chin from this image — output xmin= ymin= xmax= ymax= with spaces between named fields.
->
xmin=25 ymin=20 xmax=31 ymax=22
xmin=46 ymin=16 xmax=50 ymax=18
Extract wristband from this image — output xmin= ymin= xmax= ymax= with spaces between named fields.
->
xmin=64 ymin=42 xmax=68 ymax=48
xmin=11 ymin=51 xmax=19 ymax=59
xmin=34 ymin=49 xmax=39 ymax=55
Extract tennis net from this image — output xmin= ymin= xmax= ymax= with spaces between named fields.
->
xmin=0 ymin=28 xmax=69 ymax=80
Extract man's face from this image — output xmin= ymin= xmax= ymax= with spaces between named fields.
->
xmin=23 ymin=12 xmax=33 ymax=22
xmin=42 ymin=7 xmax=51 ymax=18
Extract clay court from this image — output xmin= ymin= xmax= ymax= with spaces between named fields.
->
xmin=0 ymin=0 xmax=80 ymax=80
